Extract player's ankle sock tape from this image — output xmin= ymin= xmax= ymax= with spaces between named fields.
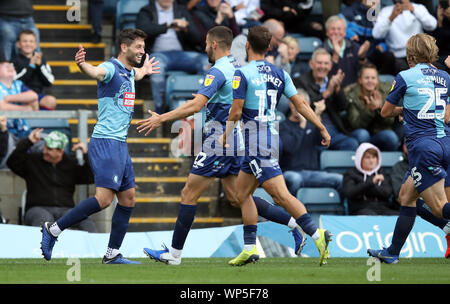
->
xmin=295 ymin=213 xmax=317 ymax=237
xmin=442 ymin=203 xmax=450 ymax=220
xmin=56 ymin=197 xmax=101 ymax=231
xmin=243 ymin=225 xmax=257 ymax=245
xmin=416 ymin=199 xmax=448 ymax=229
xmin=172 ymin=204 xmax=197 ymax=250
xmin=388 ymin=206 xmax=416 ymax=255
xmin=253 ymin=196 xmax=290 ymax=226
xmin=108 ymin=204 xmax=134 ymax=249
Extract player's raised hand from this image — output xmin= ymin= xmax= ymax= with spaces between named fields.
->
xmin=136 ymin=110 xmax=162 ymax=136
xmin=320 ymin=127 xmax=331 ymax=149
xmin=142 ymin=54 xmax=160 ymax=76
xmin=75 ymin=44 xmax=86 ymax=68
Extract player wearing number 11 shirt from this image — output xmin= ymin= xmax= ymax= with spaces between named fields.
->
xmin=368 ymin=33 xmax=450 ymax=263
xmin=221 ymin=26 xmax=333 ymax=266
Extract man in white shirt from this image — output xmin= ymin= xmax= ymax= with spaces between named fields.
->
xmin=372 ymin=0 xmax=437 ymax=74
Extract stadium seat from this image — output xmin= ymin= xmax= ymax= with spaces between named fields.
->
xmin=27 ymin=118 xmax=72 ymax=154
xmin=297 ymin=37 xmax=323 ymax=61
xmin=296 ymin=187 xmax=346 ymax=214
xmin=320 ymin=150 xmax=355 ymax=173
xmin=116 ymin=0 xmax=148 ymax=30
xmin=165 ymin=74 xmax=205 ymax=111
xmin=381 ymin=151 xmax=404 ymax=173
xmin=379 ymin=74 xmax=395 ymax=85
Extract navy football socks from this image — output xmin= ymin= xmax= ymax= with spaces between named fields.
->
xmin=56 ymin=197 xmax=101 ymax=231
xmin=388 ymin=206 xmax=417 ymax=255
xmin=243 ymin=224 xmax=257 ymax=246
xmin=295 ymin=213 xmax=317 ymax=237
xmin=172 ymin=204 xmax=197 ymax=250
xmin=416 ymin=199 xmax=448 ymax=229
xmin=108 ymin=204 xmax=134 ymax=250
xmin=253 ymin=196 xmax=291 ymax=225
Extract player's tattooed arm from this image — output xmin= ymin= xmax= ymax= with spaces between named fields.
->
xmin=380 ymin=100 xmax=403 ymax=118
xmin=75 ymin=44 xmax=107 ymax=81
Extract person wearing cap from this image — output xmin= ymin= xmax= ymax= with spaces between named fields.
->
xmin=6 ymin=128 xmax=96 ymax=232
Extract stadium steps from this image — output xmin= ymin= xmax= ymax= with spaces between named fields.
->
xmin=33 ymin=4 xmax=81 ymax=24
xmin=31 ymin=4 xmax=224 ymax=232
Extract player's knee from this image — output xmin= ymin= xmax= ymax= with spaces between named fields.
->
xmin=43 ymin=96 xmax=57 ymax=109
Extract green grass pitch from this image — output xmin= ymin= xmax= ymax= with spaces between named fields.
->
xmin=0 ymin=257 xmax=449 ymax=284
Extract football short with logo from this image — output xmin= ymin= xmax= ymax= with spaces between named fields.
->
xmin=240 ymin=154 xmax=282 ymax=185
xmin=191 ymin=153 xmax=244 ymax=178
xmin=88 ymin=137 xmax=135 ymax=192
xmin=403 ymin=136 xmax=450 ymax=193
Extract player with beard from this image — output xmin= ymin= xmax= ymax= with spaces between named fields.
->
xmin=40 ymin=29 xmax=160 ymax=264
xmin=137 ymin=26 xmax=307 ymax=265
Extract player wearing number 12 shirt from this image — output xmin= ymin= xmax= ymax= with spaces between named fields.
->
xmin=138 ymin=26 xmax=308 ymax=266
xmin=221 ymin=26 xmax=332 ymax=266
xmin=368 ymin=33 xmax=450 ymax=263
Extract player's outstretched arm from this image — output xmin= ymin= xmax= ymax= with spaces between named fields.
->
xmin=134 ymin=54 xmax=160 ymax=81
xmin=290 ymin=94 xmax=331 ymax=148
xmin=75 ymin=44 xmax=107 ymax=82
xmin=380 ymin=100 xmax=403 ymax=118
xmin=136 ymin=94 xmax=208 ymax=136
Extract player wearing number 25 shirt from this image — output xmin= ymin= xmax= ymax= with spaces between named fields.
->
xmin=385 ymin=44 xmax=450 ymax=193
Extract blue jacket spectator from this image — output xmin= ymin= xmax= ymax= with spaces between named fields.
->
xmin=136 ymin=0 xmax=209 ymax=114
xmin=339 ymin=0 xmax=396 ymax=75
xmin=280 ymin=89 xmax=343 ymax=196
xmin=0 ymin=0 xmax=40 ymax=61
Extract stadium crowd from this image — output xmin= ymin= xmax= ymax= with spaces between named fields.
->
xmin=1 ymin=0 xmax=450 ymax=227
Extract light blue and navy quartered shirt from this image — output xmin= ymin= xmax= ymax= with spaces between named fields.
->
xmin=92 ymin=58 xmax=136 ymax=142
xmin=197 ymin=54 xmax=243 ymax=154
xmin=386 ymin=63 xmax=450 ymax=142
xmin=0 ymin=80 xmax=31 ymax=138
xmin=232 ymin=60 xmax=297 ymax=157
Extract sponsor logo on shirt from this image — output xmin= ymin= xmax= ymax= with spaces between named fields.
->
xmin=123 ymin=92 xmax=135 ymax=107
xmin=232 ymin=76 xmax=241 ymax=89
xmin=204 ymin=74 xmax=215 ymax=87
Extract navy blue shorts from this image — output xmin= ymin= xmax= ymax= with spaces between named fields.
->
xmin=240 ymin=155 xmax=282 ymax=185
xmin=190 ymin=151 xmax=243 ymax=178
xmin=404 ymin=136 xmax=450 ymax=193
xmin=88 ymin=137 xmax=135 ymax=192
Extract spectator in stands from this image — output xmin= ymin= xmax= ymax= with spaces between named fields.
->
xmin=372 ymin=0 xmax=437 ymax=74
xmin=433 ymin=0 xmax=450 ymax=71
xmin=6 ymin=128 xmax=97 ymax=232
xmin=12 ymin=30 xmax=56 ymax=111
xmin=136 ymin=0 xmax=209 ymax=114
xmin=178 ymin=0 xmax=206 ymax=11
xmin=0 ymin=115 xmax=18 ymax=169
xmin=343 ymin=142 xmax=398 ymax=215
xmin=323 ymin=15 xmax=371 ymax=88
xmin=0 ymin=0 xmax=40 ymax=61
xmin=339 ymin=0 xmax=396 ymax=75
xmin=231 ymin=18 xmax=284 ymax=66
xmin=89 ymin=0 xmax=104 ymax=43
xmin=0 ymin=60 xmax=38 ymax=139
xmin=192 ymin=0 xmax=240 ymax=49
xmin=344 ymin=63 xmax=400 ymax=151
xmin=280 ymin=89 xmax=343 ymax=196
xmin=295 ymin=48 xmax=359 ymax=151
xmin=275 ymin=36 xmax=301 ymax=76
xmin=228 ymin=0 xmax=264 ymax=28
xmin=321 ymin=0 xmax=359 ymax=24
xmin=260 ymin=0 xmax=325 ymax=39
